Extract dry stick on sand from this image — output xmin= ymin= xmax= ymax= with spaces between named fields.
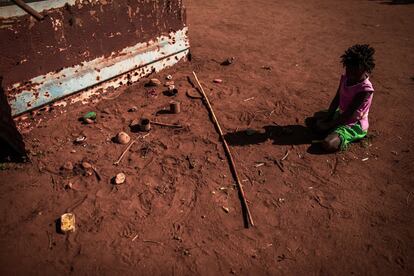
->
xmin=114 ymin=140 xmax=136 ymax=166
xmin=192 ymin=71 xmax=254 ymax=228
xmin=150 ymin=120 xmax=183 ymax=128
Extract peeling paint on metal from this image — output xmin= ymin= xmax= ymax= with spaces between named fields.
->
xmin=8 ymin=27 xmax=189 ymax=116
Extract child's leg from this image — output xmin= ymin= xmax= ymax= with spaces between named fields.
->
xmin=322 ymin=132 xmax=341 ymax=152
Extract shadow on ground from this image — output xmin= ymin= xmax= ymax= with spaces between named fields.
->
xmin=224 ymin=123 xmax=328 ymax=155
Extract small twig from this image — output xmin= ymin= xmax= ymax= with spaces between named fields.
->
xmin=281 ymin=150 xmax=290 ymax=161
xmin=66 ymin=195 xmax=88 ymax=212
xmin=254 ymin=162 xmax=265 ymax=168
xmin=132 ymin=234 xmax=139 ymax=242
xmin=46 ymin=231 xmax=53 ymax=249
xmin=92 ymin=166 xmax=102 ymax=181
xmin=407 ymin=191 xmax=413 ymax=206
xmin=114 ymin=140 xmax=136 ymax=166
xmin=243 ymin=97 xmax=255 ymax=102
xmin=150 ymin=120 xmax=183 ymax=128
xmin=331 ymin=157 xmax=338 ymax=176
xmin=275 ymin=159 xmax=285 ymax=172
xmin=143 ymin=240 xmax=163 ymax=245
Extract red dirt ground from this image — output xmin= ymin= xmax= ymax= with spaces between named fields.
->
xmin=1 ymin=0 xmax=414 ymax=275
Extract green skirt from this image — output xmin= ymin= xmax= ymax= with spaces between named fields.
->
xmin=334 ymin=123 xmax=367 ymax=150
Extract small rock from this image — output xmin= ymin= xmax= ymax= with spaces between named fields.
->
xmin=116 ymin=132 xmax=130 ymax=144
xmin=222 ymin=206 xmax=230 ymax=213
xmin=148 ymin=78 xmax=161 ymax=86
xmin=114 ymin=173 xmax=126 ymax=185
xmin=221 ymin=57 xmax=235 ymax=66
xmin=128 ymin=106 xmax=138 ymax=112
xmin=213 ymin=79 xmax=223 ymax=83
xmin=81 ymin=161 xmax=92 ymax=169
xmin=165 ymin=80 xmax=175 ymax=86
xmin=62 ymin=161 xmax=73 ymax=171
xmin=166 ymin=74 xmax=173 ymax=80
xmin=168 ymin=84 xmax=176 ymax=91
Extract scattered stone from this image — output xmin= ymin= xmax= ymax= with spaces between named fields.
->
xmin=81 ymin=161 xmax=92 ymax=169
xmin=221 ymin=57 xmax=235 ymax=66
xmin=62 ymin=161 xmax=73 ymax=171
xmin=70 ymin=149 xmax=76 ymax=153
xmin=213 ymin=79 xmax=223 ymax=83
xmin=128 ymin=106 xmax=138 ymax=112
xmin=168 ymin=84 xmax=176 ymax=91
xmin=60 ymin=213 xmax=76 ymax=233
xmin=148 ymin=78 xmax=161 ymax=86
xmin=166 ymin=74 xmax=173 ymax=80
xmin=116 ymin=132 xmax=131 ymax=144
xmin=165 ymin=80 xmax=175 ymax=86
xmin=261 ymin=65 xmax=272 ymax=70
xmin=114 ymin=173 xmax=126 ymax=185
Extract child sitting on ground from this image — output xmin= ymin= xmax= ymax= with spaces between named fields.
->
xmin=314 ymin=44 xmax=375 ymax=151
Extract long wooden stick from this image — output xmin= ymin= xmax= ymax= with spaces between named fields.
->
xmin=192 ymin=71 xmax=254 ymax=227
xmin=12 ymin=0 xmax=44 ymax=21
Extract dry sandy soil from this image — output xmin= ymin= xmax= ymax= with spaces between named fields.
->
xmin=1 ymin=0 xmax=414 ymax=275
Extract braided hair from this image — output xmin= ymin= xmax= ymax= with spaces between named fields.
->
xmin=341 ymin=44 xmax=375 ymax=73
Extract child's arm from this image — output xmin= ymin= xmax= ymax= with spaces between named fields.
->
xmin=330 ymin=91 xmax=373 ymax=127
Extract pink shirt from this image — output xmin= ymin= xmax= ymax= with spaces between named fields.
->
xmin=338 ymin=74 xmax=374 ymax=131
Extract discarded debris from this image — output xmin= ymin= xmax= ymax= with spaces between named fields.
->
xmin=213 ymin=79 xmax=223 ymax=83
xmin=221 ymin=57 xmax=235 ymax=66
xmin=60 ymin=213 xmax=76 ymax=233
xmin=222 ymin=206 xmax=230 ymax=213
xmin=82 ymin=111 xmax=96 ymax=124
xmin=166 ymin=74 xmax=173 ymax=80
xmin=170 ymin=101 xmax=181 ymax=114
xmin=255 ymin=162 xmax=265 ymax=168
xmin=148 ymin=78 xmax=161 ymax=86
xmin=113 ymin=173 xmax=126 ymax=185
xmin=362 ymin=157 xmax=369 ymax=162
xmin=74 ymin=135 xmax=87 ymax=145
xmin=116 ymin=132 xmax=131 ymax=145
